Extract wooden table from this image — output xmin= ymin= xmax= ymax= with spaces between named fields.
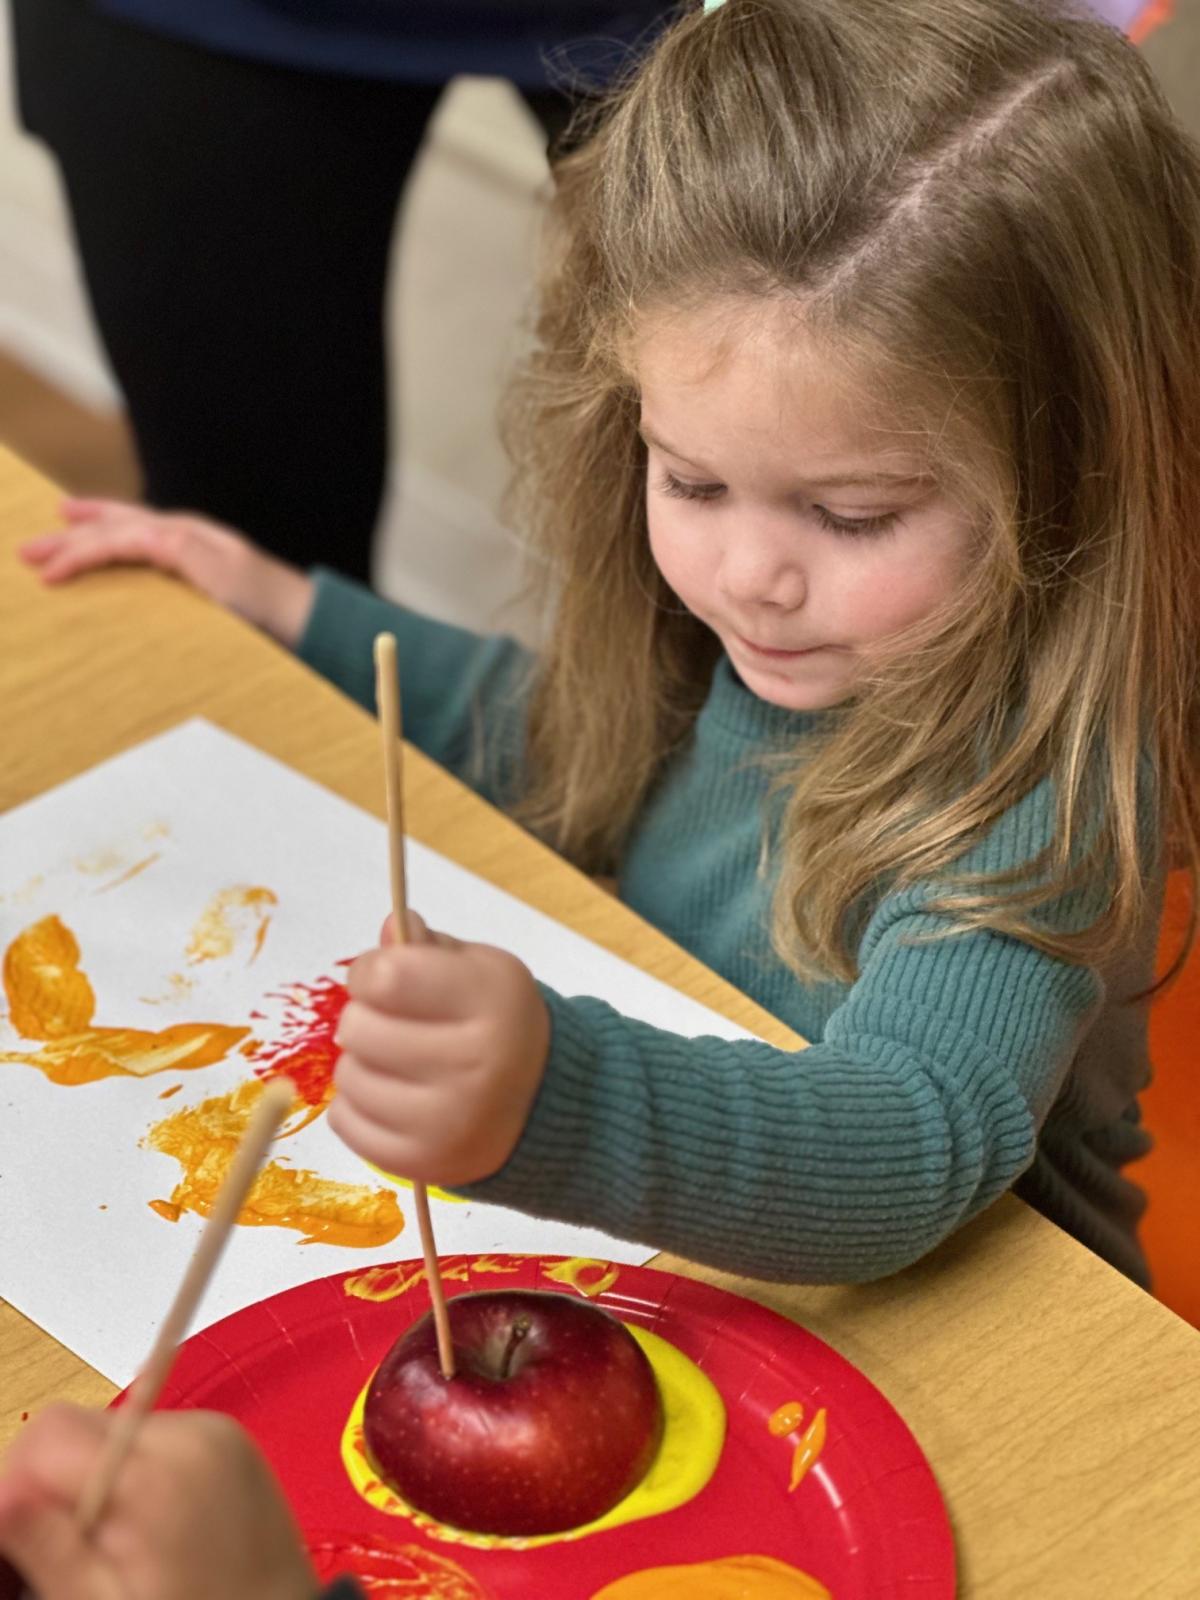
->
xmin=1 ymin=446 xmax=1197 ymax=1597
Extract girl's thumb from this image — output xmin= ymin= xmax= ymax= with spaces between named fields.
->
xmin=380 ymin=910 xmax=430 ymax=946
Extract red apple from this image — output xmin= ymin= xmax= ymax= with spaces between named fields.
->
xmin=363 ymin=1289 xmax=663 ymax=1536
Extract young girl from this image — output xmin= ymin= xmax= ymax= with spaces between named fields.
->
xmin=23 ymin=0 xmax=1200 ymax=1294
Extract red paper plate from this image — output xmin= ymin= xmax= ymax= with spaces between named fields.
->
xmin=146 ymin=1255 xmax=954 ymax=1598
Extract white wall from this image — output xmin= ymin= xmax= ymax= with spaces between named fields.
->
xmin=0 ymin=8 xmax=120 ymax=407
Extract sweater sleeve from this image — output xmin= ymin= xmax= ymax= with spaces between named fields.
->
xmin=296 ymin=567 xmax=534 ymax=805
xmin=463 ymin=792 xmax=1110 ymax=1284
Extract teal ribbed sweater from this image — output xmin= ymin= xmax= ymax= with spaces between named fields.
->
xmin=300 ymin=569 xmax=1156 ymax=1286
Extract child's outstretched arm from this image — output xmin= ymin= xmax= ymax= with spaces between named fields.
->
xmin=21 ymin=498 xmax=315 ymax=647
xmin=332 ymin=810 xmax=1118 ymax=1284
xmin=23 ymin=507 xmax=535 ymax=808
xmin=0 ymin=1404 xmax=324 ymax=1600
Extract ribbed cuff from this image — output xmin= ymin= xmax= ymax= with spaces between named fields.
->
xmin=297 ymin=567 xmax=403 ymax=711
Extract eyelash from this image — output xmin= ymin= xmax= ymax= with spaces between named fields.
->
xmin=657 ymin=473 xmax=899 ymax=537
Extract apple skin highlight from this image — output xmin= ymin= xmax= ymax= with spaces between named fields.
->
xmin=363 ymin=1290 xmax=665 ymax=1537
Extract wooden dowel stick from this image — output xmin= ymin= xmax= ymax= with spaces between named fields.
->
xmin=75 ymin=1075 xmax=297 ymax=1535
xmin=374 ymin=632 xmax=456 ymax=1382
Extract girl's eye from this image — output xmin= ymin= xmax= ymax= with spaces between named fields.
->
xmin=659 ymin=472 xmax=725 ymax=503
xmin=812 ymin=505 xmax=899 ymax=537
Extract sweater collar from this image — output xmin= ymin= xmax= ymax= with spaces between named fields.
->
xmin=698 ymin=655 xmax=839 ymax=745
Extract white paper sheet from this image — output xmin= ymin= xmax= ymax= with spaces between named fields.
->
xmin=0 ymin=720 xmax=755 ymax=1385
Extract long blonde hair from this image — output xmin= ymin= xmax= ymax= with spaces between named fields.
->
xmin=503 ymin=0 xmax=1200 ymax=984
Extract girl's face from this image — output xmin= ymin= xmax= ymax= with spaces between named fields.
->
xmin=637 ymin=302 xmax=975 ymax=711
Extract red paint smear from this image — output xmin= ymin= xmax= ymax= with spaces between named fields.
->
xmin=249 ymin=977 xmax=347 ymax=1109
xmin=19 ymin=1413 xmax=28 ymax=1423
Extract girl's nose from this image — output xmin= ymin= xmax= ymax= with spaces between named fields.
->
xmin=719 ymin=524 xmax=807 ymax=611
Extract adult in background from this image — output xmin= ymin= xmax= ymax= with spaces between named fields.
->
xmin=9 ymin=1 xmax=673 ymax=582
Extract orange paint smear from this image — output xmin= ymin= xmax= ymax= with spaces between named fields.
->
xmin=95 ymin=852 xmax=161 ymax=894
xmin=544 ymin=1258 xmax=620 ymax=1298
xmin=767 ymin=1401 xmax=805 ymax=1438
xmin=139 ymin=973 xmax=196 ymax=1006
xmin=2 ymin=915 xmax=249 ymax=1084
xmin=74 ymin=847 xmax=124 ymax=876
xmin=249 ymin=976 xmax=347 ymax=1112
xmin=344 ymin=1254 xmax=517 ymax=1303
xmin=307 ymin=1537 xmax=488 ymax=1599
xmin=159 ymin=1084 xmax=183 ymax=1099
xmin=590 ymin=1556 xmax=831 ymax=1598
xmin=1 ymin=1021 xmax=251 ymax=1086
xmin=4 ymin=915 xmax=96 ymax=1039
xmin=186 ymin=886 xmax=278 ymax=965
xmin=146 ymin=1078 xmax=404 ymax=1247
xmin=787 ymin=1408 xmax=827 ymax=1493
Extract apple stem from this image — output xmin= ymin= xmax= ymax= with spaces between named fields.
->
xmin=499 ymin=1317 xmax=532 ymax=1380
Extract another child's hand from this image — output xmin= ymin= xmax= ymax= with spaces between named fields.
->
xmin=19 ymin=498 xmax=315 ymax=648
xmin=328 ymin=913 xmax=551 ymax=1187
xmin=0 ymin=1404 xmax=315 ymax=1600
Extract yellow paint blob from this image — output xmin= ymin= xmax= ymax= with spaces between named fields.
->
xmin=145 ymin=1078 xmax=405 ymax=1247
xmin=589 ymin=1555 xmax=831 ymax=1598
xmin=344 ymin=1255 xmax=518 ymax=1304
xmin=768 ymin=1401 xmax=805 ymax=1437
xmin=364 ymin=1162 xmax=466 ymax=1205
xmin=340 ymin=1323 xmax=725 ymax=1549
xmin=787 ymin=1408 xmax=827 ymax=1493
xmin=186 ymin=885 xmax=277 ymax=965
xmin=544 ymin=1257 xmax=619 ymax=1298
xmin=4 ymin=915 xmax=96 ymax=1039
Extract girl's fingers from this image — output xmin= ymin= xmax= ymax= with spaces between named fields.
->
xmin=32 ymin=522 xmax=177 ymax=585
xmin=22 ymin=509 xmax=143 ymax=564
xmin=18 ymin=531 xmax=69 ymax=563
xmin=380 ymin=909 xmax=435 ymax=947
xmin=326 ymin=1094 xmax=427 ymax=1177
xmin=335 ymin=1007 xmax=457 ymax=1078
xmin=346 ymin=944 xmax=472 ymax=1019
xmin=60 ymin=495 xmax=141 ymax=519
xmin=379 ymin=910 xmax=462 ymax=949
xmin=334 ymin=1053 xmax=448 ymax=1132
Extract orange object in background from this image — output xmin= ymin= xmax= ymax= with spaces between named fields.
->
xmin=1134 ymin=871 xmax=1199 ymax=1327
xmin=1130 ymin=0 xmax=1175 ymax=46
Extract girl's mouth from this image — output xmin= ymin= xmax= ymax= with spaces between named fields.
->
xmin=736 ymin=636 xmax=827 ymax=661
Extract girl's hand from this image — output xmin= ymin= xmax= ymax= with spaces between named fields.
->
xmin=328 ymin=913 xmax=551 ymax=1186
xmin=0 ymin=1404 xmax=315 ymax=1600
xmin=19 ymin=498 xmax=315 ymax=648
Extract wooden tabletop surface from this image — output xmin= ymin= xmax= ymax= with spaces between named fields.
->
xmin=1 ymin=446 xmax=1197 ymax=1597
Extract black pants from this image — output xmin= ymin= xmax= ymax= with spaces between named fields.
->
xmin=11 ymin=0 xmax=574 ymax=581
